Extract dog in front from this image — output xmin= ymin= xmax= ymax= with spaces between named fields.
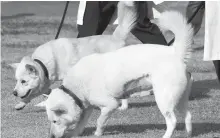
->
xmin=37 ymin=11 xmax=194 ymax=138
xmin=9 ymin=2 xmax=137 ymax=110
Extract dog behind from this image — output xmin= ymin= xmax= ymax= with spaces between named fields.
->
xmin=10 ymin=1 xmax=137 ymax=110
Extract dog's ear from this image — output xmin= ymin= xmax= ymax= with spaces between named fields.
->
xmin=22 ymin=56 xmax=33 ymax=62
xmin=50 ymin=104 xmax=67 ymax=116
xmin=35 ymin=100 xmax=47 ymax=107
xmin=25 ymin=64 xmax=38 ymax=76
xmin=9 ymin=63 xmax=19 ymax=70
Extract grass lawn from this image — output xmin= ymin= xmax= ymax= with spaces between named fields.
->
xmin=1 ymin=1 xmax=220 ymax=138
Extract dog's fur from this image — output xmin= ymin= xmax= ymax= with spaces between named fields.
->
xmin=36 ymin=11 xmax=194 ymax=138
xmin=10 ymin=2 xmax=137 ymax=110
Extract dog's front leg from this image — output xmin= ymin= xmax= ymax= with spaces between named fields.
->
xmin=71 ymin=107 xmax=94 ymax=136
xmin=95 ymin=98 xmax=119 ymax=136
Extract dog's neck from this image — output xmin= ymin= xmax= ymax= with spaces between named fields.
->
xmin=32 ymin=55 xmax=58 ymax=83
xmin=32 ymin=51 xmax=75 ymax=83
xmin=59 ymin=85 xmax=85 ymax=110
xmin=34 ymin=59 xmax=49 ymax=79
xmin=31 ymin=59 xmax=52 ymax=95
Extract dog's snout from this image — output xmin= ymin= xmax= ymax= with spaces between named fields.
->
xmin=13 ymin=90 xmax=18 ymax=96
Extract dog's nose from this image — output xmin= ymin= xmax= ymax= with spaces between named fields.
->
xmin=13 ymin=91 xmax=18 ymax=97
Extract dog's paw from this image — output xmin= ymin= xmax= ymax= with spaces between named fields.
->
xmin=94 ymin=130 xmax=103 ymax=136
xmin=162 ymin=134 xmax=173 ymax=138
xmin=118 ymin=104 xmax=128 ymax=111
xmin=162 ymin=135 xmax=170 ymax=138
xmin=15 ymin=102 xmax=26 ymax=110
xmin=186 ymin=131 xmax=192 ymax=138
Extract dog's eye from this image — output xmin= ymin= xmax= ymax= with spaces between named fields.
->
xmin=21 ymin=80 xmax=26 ymax=84
xmin=53 ymin=120 xmax=57 ymax=124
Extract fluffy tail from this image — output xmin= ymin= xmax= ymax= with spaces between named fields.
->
xmin=112 ymin=1 xmax=137 ymax=40
xmin=157 ymin=11 xmax=194 ymax=63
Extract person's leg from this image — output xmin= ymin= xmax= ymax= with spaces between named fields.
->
xmin=131 ymin=2 xmax=168 ymax=45
xmin=77 ymin=2 xmax=101 ymax=38
xmin=186 ymin=1 xmax=205 ymax=35
xmin=213 ymin=60 xmax=220 ymax=82
xmin=96 ymin=1 xmax=118 ymax=34
xmin=77 ymin=1 xmax=117 ymax=38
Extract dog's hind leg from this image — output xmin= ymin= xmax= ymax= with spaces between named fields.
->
xmin=176 ymin=105 xmax=192 ymax=138
xmin=177 ymin=100 xmax=192 ymax=137
xmin=95 ymin=98 xmax=119 ymax=136
xmin=162 ymin=111 xmax=177 ymax=138
xmin=153 ymin=83 xmax=178 ymax=138
xmin=176 ymin=73 xmax=192 ymax=137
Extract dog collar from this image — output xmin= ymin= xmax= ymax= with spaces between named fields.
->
xmin=59 ymin=85 xmax=84 ymax=110
xmin=34 ymin=59 xmax=49 ymax=79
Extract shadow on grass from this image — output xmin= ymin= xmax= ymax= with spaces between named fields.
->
xmin=33 ymin=108 xmax=46 ymax=113
xmin=22 ymin=108 xmax=46 ymax=113
xmin=192 ymin=122 xmax=220 ymax=137
xmin=82 ymin=123 xmax=166 ymax=136
xmin=1 ymin=13 xmax=35 ymax=20
xmin=193 ymin=46 xmax=203 ymax=52
xmin=129 ymin=101 xmax=156 ymax=109
xmin=91 ymin=101 xmax=156 ymax=110
xmin=190 ymin=79 xmax=220 ymax=100
xmin=80 ymin=122 xmax=220 ymax=137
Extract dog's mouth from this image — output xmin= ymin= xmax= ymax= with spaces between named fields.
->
xmin=21 ymin=89 xmax=32 ymax=99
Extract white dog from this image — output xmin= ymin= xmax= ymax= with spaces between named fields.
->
xmin=10 ymin=2 xmax=137 ymax=110
xmin=37 ymin=11 xmax=194 ymax=138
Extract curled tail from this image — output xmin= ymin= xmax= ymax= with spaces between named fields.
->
xmin=113 ymin=1 xmax=137 ymax=40
xmin=157 ymin=11 xmax=194 ymax=63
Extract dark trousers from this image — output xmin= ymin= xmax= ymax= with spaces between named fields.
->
xmin=186 ymin=1 xmax=220 ymax=82
xmin=186 ymin=1 xmax=205 ymax=35
xmin=213 ymin=60 xmax=220 ymax=82
xmin=77 ymin=1 xmax=118 ymax=37
xmin=77 ymin=1 xmax=167 ymax=45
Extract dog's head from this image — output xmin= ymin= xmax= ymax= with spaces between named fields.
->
xmin=10 ymin=56 xmax=48 ymax=102
xmin=36 ymin=88 xmax=82 ymax=138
